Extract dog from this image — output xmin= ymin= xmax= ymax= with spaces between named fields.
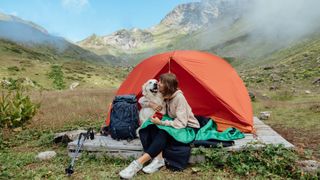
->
xmin=138 ymin=79 xmax=165 ymax=125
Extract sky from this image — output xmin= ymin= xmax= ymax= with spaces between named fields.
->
xmin=0 ymin=0 xmax=196 ymax=42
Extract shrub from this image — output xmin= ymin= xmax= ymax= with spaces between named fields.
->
xmin=0 ymin=89 xmax=40 ymax=128
xmin=48 ymin=65 xmax=65 ymax=90
xmin=195 ymin=144 xmax=307 ymax=178
xmin=1 ymin=78 xmax=21 ymax=90
xmin=1 ymin=77 xmax=40 ymax=90
xmin=7 ymin=66 xmax=20 ymax=72
xmin=37 ymin=131 xmax=54 ymax=147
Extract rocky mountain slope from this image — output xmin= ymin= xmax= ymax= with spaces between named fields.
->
xmin=0 ymin=12 xmax=106 ymax=64
xmin=0 ymin=12 xmax=127 ymax=89
xmin=78 ymin=0 xmax=250 ymax=63
xmin=78 ymin=0 xmax=320 ymax=67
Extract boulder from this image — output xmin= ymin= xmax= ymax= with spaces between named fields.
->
xmin=297 ymin=160 xmax=320 ymax=174
xmin=259 ymin=111 xmax=271 ymax=120
xmin=312 ymin=78 xmax=320 ymax=84
xmin=54 ymin=130 xmax=87 ymax=143
xmin=269 ymin=85 xmax=279 ymax=91
xmin=248 ymin=91 xmax=255 ymax=101
xmin=1 ymin=79 xmax=11 ymax=86
xmin=263 ymin=66 xmax=274 ymax=70
xmin=69 ymin=82 xmax=80 ymax=90
xmin=23 ymin=77 xmax=35 ymax=87
xmin=13 ymin=127 xmax=22 ymax=132
xmin=36 ymin=151 xmax=56 ymax=161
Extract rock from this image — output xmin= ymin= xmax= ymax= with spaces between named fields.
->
xmin=36 ymin=151 xmax=56 ymax=161
xmin=263 ymin=66 xmax=274 ymax=70
xmin=312 ymin=78 xmax=320 ymax=84
xmin=69 ymin=82 xmax=80 ymax=90
xmin=23 ymin=77 xmax=35 ymax=87
xmin=269 ymin=85 xmax=279 ymax=91
xmin=1 ymin=79 xmax=11 ymax=86
xmin=13 ymin=127 xmax=22 ymax=132
xmin=259 ymin=111 xmax=271 ymax=120
xmin=309 ymin=104 xmax=320 ymax=113
xmin=189 ymin=155 xmax=206 ymax=164
xmin=248 ymin=91 xmax=255 ymax=101
xmin=297 ymin=160 xmax=320 ymax=173
xmin=270 ymin=73 xmax=280 ymax=82
xmin=305 ymin=90 xmax=311 ymax=94
xmin=54 ymin=130 xmax=87 ymax=143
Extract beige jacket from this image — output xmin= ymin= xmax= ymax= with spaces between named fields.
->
xmin=162 ymin=90 xmax=200 ymax=129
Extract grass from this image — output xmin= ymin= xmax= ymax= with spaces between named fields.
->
xmin=27 ymin=89 xmax=116 ymax=131
xmin=0 ymin=89 xmax=243 ymax=179
xmin=251 ymin=91 xmax=320 ymax=159
xmin=1 ymin=24 xmax=320 ymax=179
xmin=0 ymin=39 xmax=130 ymax=90
xmin=0 ymin=148 xmax=244 ymax=179
xmin=0 ymin=89 xmax=319 ymax=179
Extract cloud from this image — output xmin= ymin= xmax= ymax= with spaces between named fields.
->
xmin=61 ymin=0 xmax=89 ymax=12
xmin=10 ymin=11 xmax=18 ymax=16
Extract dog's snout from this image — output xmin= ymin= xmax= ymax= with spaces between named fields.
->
xmin=153 ymin=83 xmax=158 ymax=89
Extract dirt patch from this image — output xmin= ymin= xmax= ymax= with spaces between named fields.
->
xmin=271 ymin=124 xmax=320 ymax=159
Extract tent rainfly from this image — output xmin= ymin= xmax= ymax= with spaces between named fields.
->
xmin=105 ymin=50 xmax=253 ymax=133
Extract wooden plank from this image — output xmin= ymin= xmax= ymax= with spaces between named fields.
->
xmin=68 ymin=135 xmax=143 ymax=151
xmin=67 ymin=117 xmax=294 ymax=160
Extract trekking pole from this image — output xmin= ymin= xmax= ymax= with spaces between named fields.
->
xmin=65 ymin=128 xmax=95 ymax=176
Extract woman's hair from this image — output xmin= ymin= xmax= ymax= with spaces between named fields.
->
xmin=159 ymin=73 xmax=178 ymax=98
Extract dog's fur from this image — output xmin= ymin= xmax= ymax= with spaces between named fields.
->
xmin=138 ymin=79 xmax=165 ymax=125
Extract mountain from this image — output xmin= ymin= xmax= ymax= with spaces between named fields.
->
xmin=0 ymin=12 xmax=106 ymax=64
xmin=240 ymin=32 xmax=320 ymax=89
xmin=78 ymin=0 xmax=320 ymax=66
xmin=77 ymin=0 xmax=252 ymax=64
xmin=0 ymin=12 xmax=128 ymax=89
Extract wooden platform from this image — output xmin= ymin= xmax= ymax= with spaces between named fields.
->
xmin=68 ymin=117 xmax=294 ymax=161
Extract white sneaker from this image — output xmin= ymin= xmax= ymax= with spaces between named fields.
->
xmin=142 ymin=158 xmax=165 ymax=174
xmin=119 ymin=160 xmax=143 ymax=179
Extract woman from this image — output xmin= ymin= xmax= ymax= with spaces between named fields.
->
xmin=119 ymin=73 xmax=200 ymax=179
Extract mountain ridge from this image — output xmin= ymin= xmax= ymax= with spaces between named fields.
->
xmin=0 ymin=11 xmax=108 ymax=65
xmin=77 ymin=0 xmax=320 ymax=67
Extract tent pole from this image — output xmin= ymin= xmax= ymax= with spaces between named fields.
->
xmin=169 ymin=57 xmax=172 ymax=73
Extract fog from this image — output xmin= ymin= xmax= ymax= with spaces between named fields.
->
xmin=247 ymin=0 xmax=320 ymax=41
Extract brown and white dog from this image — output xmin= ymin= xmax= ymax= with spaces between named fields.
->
xmin=138 ymin=79 xmax=165 ymax=125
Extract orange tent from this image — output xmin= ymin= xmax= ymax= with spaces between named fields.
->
xmin=106 ymin=50 xmax=253 ymax=133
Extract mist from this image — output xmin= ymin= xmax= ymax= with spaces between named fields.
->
xmin=0 ymin=13 xmax=68 ymax=52
xmin=246 ymin=0 xmax=320 ymax=42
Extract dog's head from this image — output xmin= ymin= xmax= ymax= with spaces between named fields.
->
xmin=142 ymin=79 xmax=159 ymax=96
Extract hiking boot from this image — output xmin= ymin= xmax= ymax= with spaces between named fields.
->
xmin=119 ymin=160 xmax=143 ymax=179
xmin=142 ymin=158 xmax=165 ymax=174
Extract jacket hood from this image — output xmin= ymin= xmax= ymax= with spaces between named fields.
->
xmin=167 ymin=89 xmax=182 ymax=99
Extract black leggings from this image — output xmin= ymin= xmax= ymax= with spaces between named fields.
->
xmin=139 ymin=125 xmax=185 ymax=158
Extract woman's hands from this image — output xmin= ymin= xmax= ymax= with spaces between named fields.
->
xmin=149 ymin=102 xmax=162 ymax=112
xmin=149 ymin=102 xmax=163 ymax=125
xmin=151 ymin=116 xmax=162 ymax=125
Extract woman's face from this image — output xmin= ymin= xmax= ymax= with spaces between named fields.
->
xmin=158 ymin=80 xmax=165 ymax=94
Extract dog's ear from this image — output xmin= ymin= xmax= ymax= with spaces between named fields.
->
xmin=142 ymin=82 xmax=148 ymax=96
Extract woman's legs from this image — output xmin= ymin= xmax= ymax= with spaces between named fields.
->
xmin=143 ymin=129 xmax=169 ymax=158
xmin=120 ymin=126 xmax=169 ymax=178
xmin=155 ymin=152 xmax=163 ymax=160
xmin=136 ymin=153 xmax=151 ymax=164
xmin=137 ymin=127 xmax=168 ymax=164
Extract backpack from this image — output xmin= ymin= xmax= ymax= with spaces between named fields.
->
xmin=109 ymin=95 xmax=139 ymax=140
